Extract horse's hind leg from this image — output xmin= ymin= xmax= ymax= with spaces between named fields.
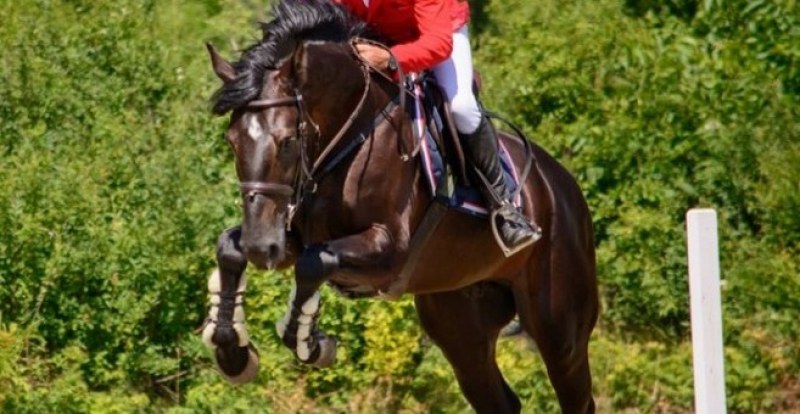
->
xmin=415 ymin=282 xmax=520 ymax=414
xmin=513 ymin=252 xmax=599 ymax=413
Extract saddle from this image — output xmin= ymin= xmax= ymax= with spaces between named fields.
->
xmin=407 ymin=72 xmax=524 ymax=217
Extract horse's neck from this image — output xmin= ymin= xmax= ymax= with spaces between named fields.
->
xmin=309 ymin=78 xmax=400 ymax=167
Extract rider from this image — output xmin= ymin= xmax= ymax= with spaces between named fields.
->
xmin=333 ymin=0 xmax=540 ymax=252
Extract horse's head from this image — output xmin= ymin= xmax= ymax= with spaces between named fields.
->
xmin=208 ymin=44 xmax=299 ymax=268
xmin=207 ymin=0 xmax=368 ymax=269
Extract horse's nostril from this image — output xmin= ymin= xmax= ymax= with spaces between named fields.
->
xmin=267 ymin=243 xmax=281 ymax=262
xmin=243 ymin=241 xmax=283 ymax=268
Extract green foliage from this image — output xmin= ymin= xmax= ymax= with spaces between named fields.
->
xmin=475 ymin=0 xmax=799 ymax=410
xmin=0 ymin=0 xmax=250 ymax=408
xmin=0 ymin=0 xmax=798 ymax=412
xmin=590 ymin=335 xmax=694 ymax=412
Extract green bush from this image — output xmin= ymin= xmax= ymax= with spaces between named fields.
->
xmin=1 ymin=0 xmax=797 ymax=412
xmin=474 ymin=0 xmax=798 ymax=410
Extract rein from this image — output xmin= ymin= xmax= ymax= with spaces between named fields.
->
xmin=237 ymin=41 xmax=407 ymax=232
xmin=309 ymin=47 xmax=373 ymax=177
xmin=236 ymin=60 xmax=370 ymax=204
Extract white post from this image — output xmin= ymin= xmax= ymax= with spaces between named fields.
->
xmin=686 ymin=209 xmax=727 ymax=414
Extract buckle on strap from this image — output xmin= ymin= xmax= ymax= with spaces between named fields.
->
xmin=302 ymin=180 xmax=318 ymax=196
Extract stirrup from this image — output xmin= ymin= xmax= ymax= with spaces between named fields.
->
xmin=490 ymin=204 xmax=542 ymax=257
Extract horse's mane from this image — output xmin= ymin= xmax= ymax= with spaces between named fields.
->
xmin=212 ymin=0 xmax=366 ymax=114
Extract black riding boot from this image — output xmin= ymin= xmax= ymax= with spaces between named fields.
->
xmin=462 ymin=116 xmax=541 ymax=255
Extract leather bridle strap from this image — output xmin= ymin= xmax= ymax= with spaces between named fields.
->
xmin=315 ymin=95 xmax=400 ymax=179
xmin=247 ymin=96 xmax=302 ymax=109
xmin=239 ymin=181 xmax=295 ymax=200
xmin=350 ymin=37 xmax=417 ymax=161
xmin=308 ymin=51 xmax=372 ymax=177
xmin=239 ymin=94 xmax=304 ymax=200
xmin=236 ymin=45 xmax=382 ymax=201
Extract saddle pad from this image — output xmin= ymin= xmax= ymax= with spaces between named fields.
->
xmin=409 ymin=75 xmax=522 ymax=217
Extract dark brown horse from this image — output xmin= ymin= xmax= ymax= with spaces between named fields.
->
xmin=200 ymin=1 xmax=598 ymax=412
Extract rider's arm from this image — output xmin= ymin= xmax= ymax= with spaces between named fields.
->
xmin=390 ymin=0 xmax=453 ymax=73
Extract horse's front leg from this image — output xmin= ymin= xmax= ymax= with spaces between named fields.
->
xmin=276 ymin=223 xmax=394 ymax=368
xmin=201 ymin=226 xmax=260 ymax=384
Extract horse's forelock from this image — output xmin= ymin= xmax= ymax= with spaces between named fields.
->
xmin=211 ymin=0 xmax=364 ymax=114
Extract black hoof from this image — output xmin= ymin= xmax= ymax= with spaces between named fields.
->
xmin=215 ymin=343 xmax=260 ymax=384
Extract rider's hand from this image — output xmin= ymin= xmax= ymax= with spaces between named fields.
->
xmin=355 ymin=43 xmax=395 ymax=73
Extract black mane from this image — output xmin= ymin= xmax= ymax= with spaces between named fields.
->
xmin=212 ymin=0 xmax=365 ymax=114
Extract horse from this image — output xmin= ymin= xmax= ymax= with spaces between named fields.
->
xmin=200 ymin=1 xmax=599 ymax=412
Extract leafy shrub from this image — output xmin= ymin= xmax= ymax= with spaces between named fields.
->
xmin=0 ymin=0 xmax=797 ymax=412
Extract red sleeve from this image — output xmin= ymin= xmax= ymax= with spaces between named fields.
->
xmin=331 ymin=0 xmax=368 ymax=20
xmin=390 ymin=0 xmax=453 ymax=73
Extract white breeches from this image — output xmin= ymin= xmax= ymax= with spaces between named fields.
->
xmin=432 ymin=25 xmax=482 ymax=134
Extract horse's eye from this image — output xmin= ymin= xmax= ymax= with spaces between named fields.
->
xmin=279 ymin=137 xmax=297 ymax=154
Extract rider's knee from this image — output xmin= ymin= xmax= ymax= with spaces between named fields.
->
xmin=450 ymin=93 xmax=481 ymax=134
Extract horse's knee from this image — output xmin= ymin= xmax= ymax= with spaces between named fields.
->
xmin=216 ymin=227 xmax=246 ymax=273
xmin=295 ymin=244 xmax=339 ymax=284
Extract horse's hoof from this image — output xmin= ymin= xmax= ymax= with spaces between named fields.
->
xmin=312 ymin=336 xmax=337 ymax=368
xmin=215 ymin=343 xmax=260 ymax=384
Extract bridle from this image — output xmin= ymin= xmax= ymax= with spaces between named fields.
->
xmin=236 ymin=40 xmax=383 ymax=228
xmin=237 ymin=94 xmax=307 ymax=203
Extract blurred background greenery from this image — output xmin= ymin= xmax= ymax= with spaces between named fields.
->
xmin=0 ymin=0 xmax=797 ymax=412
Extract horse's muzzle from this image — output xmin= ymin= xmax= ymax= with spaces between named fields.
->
xmin=242 ymin=239 xmax=284 ymax=269
xmin=241 ymin=196 xmax=287 ymax=269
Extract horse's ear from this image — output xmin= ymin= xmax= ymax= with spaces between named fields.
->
xmin=206 ymin=42 xmax=236 ymax=83
xmin=293 ymin=42 xmax=311 ymax=81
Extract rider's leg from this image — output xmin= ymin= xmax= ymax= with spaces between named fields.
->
xmin=431 ymin=26 xmax=481 ymax=134
xmin=432 ymin=26 xmax=540 ymax=252
xmin=461 ymin=118 xmax=542 ymax=252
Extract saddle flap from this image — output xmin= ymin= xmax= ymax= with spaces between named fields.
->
xmin=417 ymin=75 xmax=470 ymax=186
xmin=409 ymin=73 xmax=524 ymax=218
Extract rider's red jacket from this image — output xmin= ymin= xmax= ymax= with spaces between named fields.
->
xmin=333 ymin=0 xmax=470 ymax=73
